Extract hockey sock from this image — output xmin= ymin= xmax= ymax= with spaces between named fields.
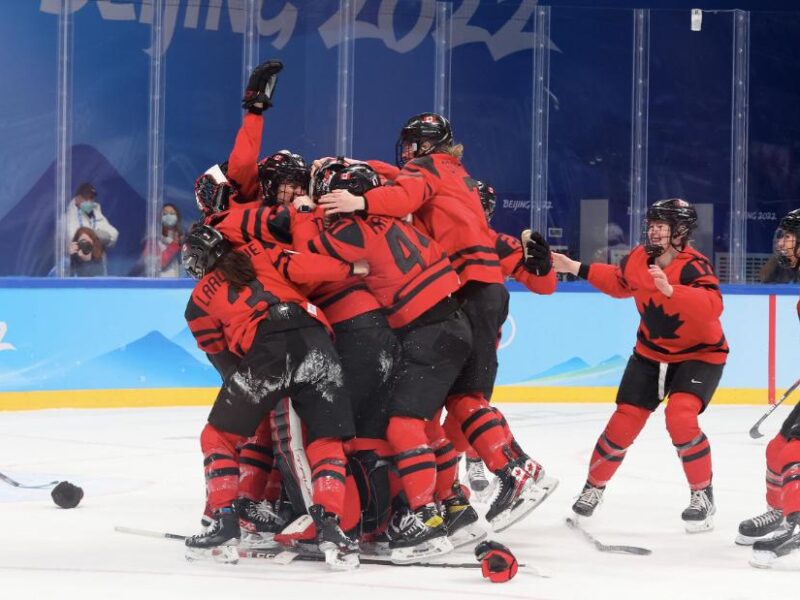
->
xmin=446 ymin=394 xmax=509 ymax=472
xmin=587 ymin=403 xmax=650 ymax=488
xmin=425 ymin=412 xmax=461 ymax=501
xmin=340 ymin=471 xmax=362 ymax=534
xmin=263 ymin=464 xmax=282 ymax=503
xmin=666 ymin=393 xmax=712 ymax=490
xmin=238 ymin=418 xmax=275 ymax=501
xmin=387 ymin=416 xmax=436 ymax=510
xmin=465 ymin=447 xmax=480 ymax=461
xmin=306 ymin=437 xmax=348 ymax=518
xmin=780 ymin=440 xmax=800 ymax=516
xmin=766 ymin=434 xmax=789 ymax=509
xmin=200 ymin=423 xmax=244 ymax=511
xmin=443 ymin=409 xmax=471 ymax=453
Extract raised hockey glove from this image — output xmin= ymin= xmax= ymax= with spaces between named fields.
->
xmin=242 ymin=59 xmax=283 ymax=114
xmin=475 ymin=540 xmax=518 ymax=583
xmin=521 ymin=229 xmax=552 ymax=276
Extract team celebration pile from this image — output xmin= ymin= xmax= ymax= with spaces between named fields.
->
xmin=177 ymin=59 xmax=800 ymax=576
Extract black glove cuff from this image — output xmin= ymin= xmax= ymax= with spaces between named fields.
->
xmin=577 ymin=263 xmax=591 ymax=280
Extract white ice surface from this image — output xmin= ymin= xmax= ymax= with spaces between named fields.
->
xmin=0 ymin=403 xmax=797 ymax=600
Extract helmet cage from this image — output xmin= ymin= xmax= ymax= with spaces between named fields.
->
xmin=194 ymin=164 xmax=233 ymax=215
xmin=395 ymin=113 xmax=453 ymax=167
xmin=642 ymin=199 xmax=698 ymax=257
xmin=775 ymin=209 xmax=800 ymax=269
xmin=182 ymin=224 xmax=231 ymax=280
xmin=258 ymin=150 xmax=310 ymax=205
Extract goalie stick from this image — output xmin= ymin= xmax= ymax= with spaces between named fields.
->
xmin=749 ymin=377 xmax=800 ymax=439
xmin=0 ymin=471 xmax=60 ymax=489
xmin=114 ymin=525 xmax=515 ymax=569
xmin=566 ymin=517 xmax=652 ymax=556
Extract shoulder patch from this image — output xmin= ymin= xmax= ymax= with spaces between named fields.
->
xmin=680 ymin=258 xmax=715 ymax=285
xmin=407 ymin=155 xmax=440 ymax=178
xmin=185 ymin=297 xmax=209 ymax=321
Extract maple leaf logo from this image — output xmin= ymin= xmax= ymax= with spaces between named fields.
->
xmin=640 ymin=299 xmax=683 ymax=339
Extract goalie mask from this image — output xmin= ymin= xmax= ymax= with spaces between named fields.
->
xmin=396 ymin=112 xmax=453 ymax=168
xmin=258 ymin=150 xmax=311 ymax=206
xmin=182 ymin=224 xmax=231 ymax=280
xmin=775 ymin=208 xmax=800 ymax=269
xmin=476 ymin=180 xmax=497 ymax=222
xmin=194 ymin=163 xmax=234 ymax=215
xmin=643 ymin=198 xmax=698 ymax=258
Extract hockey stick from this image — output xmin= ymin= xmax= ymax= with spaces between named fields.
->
xmin=749 ymin=377 xmax=800 ymax=439
xmin=114 ymin=526 xmax=498 ymax=569
xmin=566 ymin=517 xmax=652 ymax=556
xmin=0 ymin=471 xmax=60 ymax=490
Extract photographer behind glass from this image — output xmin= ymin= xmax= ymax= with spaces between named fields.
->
xmin=69 ymin=227 xmax=106 ymax=277
xmin=64 ymin=182 xmax=118 ymax=272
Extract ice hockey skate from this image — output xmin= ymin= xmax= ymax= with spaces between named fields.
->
xmin=465 ymin=456 xmax=496 ymax=503
xmin=308 ymin=504 xmax=360 ymax=570
xmin=486 ymin=456 xmax=559 ymax=533
xmin=736 ymin=508 xmax=787 ymax=546
xmin=750 ymin=514 xmax=800 ymax=569
xmin=185 ymin=506 xmax=240 ymax=563
xmin=681 ymin=486 xmax=715 ymax=533
xmin=388 ymin=504 xmax=454 ymax=564
xmin=572 ymin=482 xmax=605 ymax=518
xmin=440 ymin=483 xmax=487 ymax=549
xmin=237 ymin=498 xmax=285 ymax=549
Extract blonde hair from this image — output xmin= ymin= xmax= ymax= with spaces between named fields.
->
xmin=440 ymin=143 xmax=464 ymax=160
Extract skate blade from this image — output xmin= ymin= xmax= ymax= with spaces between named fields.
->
xmin=320 ymin=544 xmax=360 ymax=570
xmin=185 ymin=545 xmax=239 ymax=564
xmin=472 ymin=479 xmax=498 ymax=505
xmin=749 ymin=550 xmax=776 ymax=569
xmin=359 ymin=541 xmax=391 ymax=556
xmin=390 ymin=535 xmax=454 ymax=564
xmin=684 ymin=517 xmax=714 ymax=534
xmin=448 ymin=522 xmax=487 ymax=550
xmin=490 ymin=476 xmax=559 ymax=533
xmin=240 ymin=531 xmax=281 ymax=550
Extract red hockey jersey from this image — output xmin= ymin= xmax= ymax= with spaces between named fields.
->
xmin=584 ymin=245 xmax=728 ymax=364
xmin=226 ymin=112 xmax=263 ymax=209
xmin=296 ymin=214 xmax=460 ymax=328
xmin=185 ymin=241 xmax=353 ymax=357
xmin=364 ymin=155 xmax=504 ymax=287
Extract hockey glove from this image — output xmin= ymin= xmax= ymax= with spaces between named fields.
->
xmin=521 ymin=229 xmax=552 ymax=276
xmin=475 ymin=540 xmax=518 ymax=583
xmin=242 ymin=59 xmax=283 ymax=114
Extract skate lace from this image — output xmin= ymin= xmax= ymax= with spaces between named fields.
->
xmin=253 ymin=500 xmax=282 ymax=526
xmin=577 ymin=486 xmax=603 ymax=507
xmin=688 ymin=489 xmax=712 ymax=511
xmin=466 ymin=458 xmax=488 ymax=483
xmin=751 ymin=509 xmax=782 ymax=528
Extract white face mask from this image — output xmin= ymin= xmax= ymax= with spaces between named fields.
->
xmin=162 ymin=213 xmax=178 ymax=227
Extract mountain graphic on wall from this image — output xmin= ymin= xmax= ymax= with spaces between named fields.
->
xmin=516 ymin=355 xmax=627 ymax=387
xmin=0 ymin=144 xmax=146 ymax=276
xmin=171 ymin=326 xmax=207 ymax=363
xmin=47 ymin=330 xmax=220 ymax=391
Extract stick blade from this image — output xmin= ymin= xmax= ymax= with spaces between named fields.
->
xmin=749 ymin=425 xmax=764 ymax=439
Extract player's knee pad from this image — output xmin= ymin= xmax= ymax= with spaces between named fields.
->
xmin=444 ymin=393 xmax=489 ymax=421
xmin=442 ymin=411 xmax=470 ymax=452
xmin=778 ymin=439 xmax=800 ymax=470
xmin=424 ymin=408 xmax=445 ymax=441
xmin=606 ymin=403 xmax=650 ymax=448
xmin=348 ymin=450 xmax=391 ymax=534
xmin=664 ymin=393 xmax=702 ymax=443
xmin=767 ymin=434 xmax=789 ymax=470
xmin=200 ymin=422 xmax=242 ymax=456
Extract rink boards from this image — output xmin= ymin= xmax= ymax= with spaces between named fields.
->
xmin=0 ymin=280 xmax=797 ymax=410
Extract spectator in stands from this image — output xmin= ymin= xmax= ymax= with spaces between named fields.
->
xmin=131 ymin=203 xmax=185 ymax=277
xmin=64 ymin=182 xmax=119 ymax=263
xmin=69 ymin=227 xmax=106 ymax=277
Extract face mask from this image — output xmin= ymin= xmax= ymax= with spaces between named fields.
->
xmin=162 ymin=213 xmax=178 ymax=227
xmin=79 ymin=200 xmax=96 ymax=215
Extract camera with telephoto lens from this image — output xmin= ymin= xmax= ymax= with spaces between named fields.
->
xmin=77 ymin=240 xmax=93 ymax=255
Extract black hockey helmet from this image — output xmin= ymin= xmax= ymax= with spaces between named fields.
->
xmin=643 ymin=197 xmax=698 ymax=257
xmin=775 ymin=208 xmax=800 ymax=269
xmin=327 ymin=163 xmax=381 ymax=197
xmin=258 ymin=150 xmax=311 ymax=205
xmin=311 ymin=157 xmax=348 ymax=201
xmin=182 ymin=224 xmax=231 ymax=280
xmin=194 ymin=163 xmax=234 ymax=215
xmin=476 ymin=180 xmax=497 ymax=222
xmin=396 ymin=112 xmax=453 ymax=167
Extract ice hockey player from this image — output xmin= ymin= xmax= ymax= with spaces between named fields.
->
xmin=552 ymin=198 xmax=727 ymax=533
xmin=741 ymin=208 xmax=800 ymax=568
xmin=318 ymin=113 xmax=558 ymax=533
xmin=182 ymin=224 xmax=366 ymax=569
